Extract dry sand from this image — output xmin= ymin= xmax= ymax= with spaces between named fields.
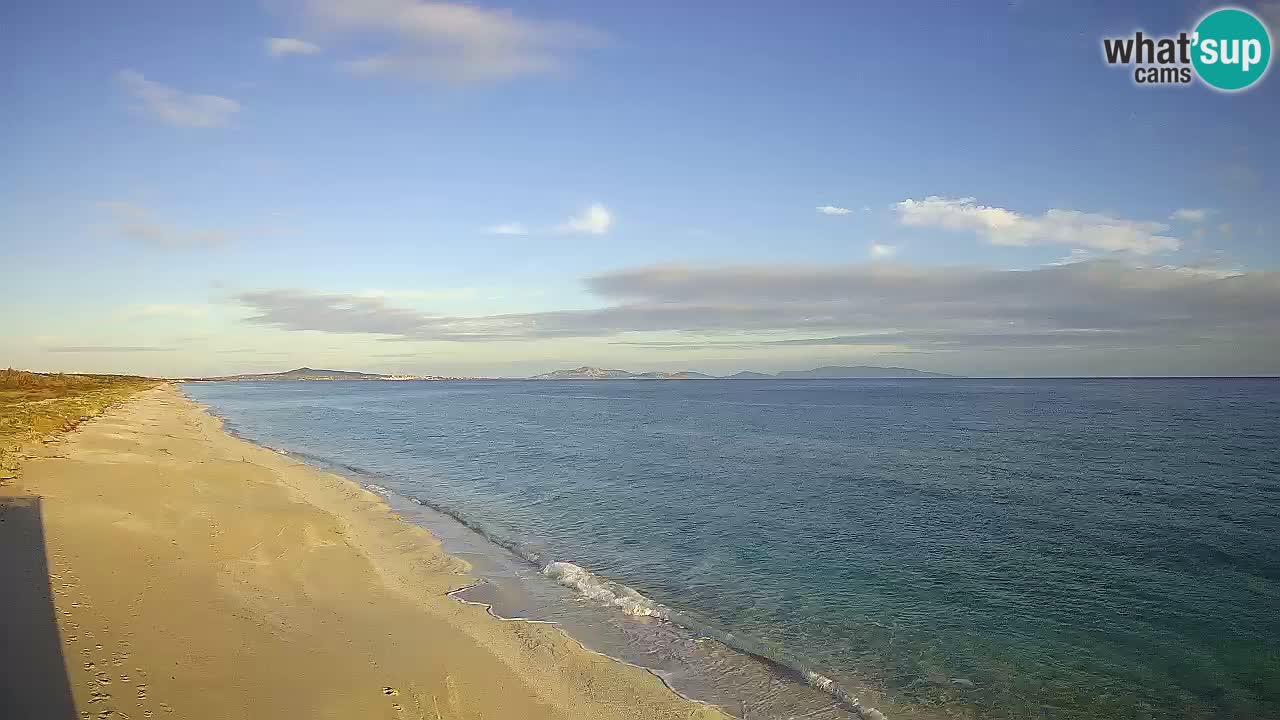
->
xmin=0 ymin=385 xmax=730 ymax=720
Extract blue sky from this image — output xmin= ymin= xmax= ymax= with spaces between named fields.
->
xmin=2 ymin=0 xmax=1277 ymax=377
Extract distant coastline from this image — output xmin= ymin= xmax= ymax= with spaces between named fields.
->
xmin=529 ymin=365 xmax=957 ymax=380
xmin=187 ymin=365 xmax=960 ymax=382
xmin=183 ymin=367 xmax=482 ymax=382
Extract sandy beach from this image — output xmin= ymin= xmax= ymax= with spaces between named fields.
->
xmin=0 ymin=385 xmax=728 ymax=720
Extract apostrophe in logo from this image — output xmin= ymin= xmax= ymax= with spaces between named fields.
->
xmin=1192 ymin=8 xmax=1271 ymax=91
xmin=1101 ymin=6 xmax=1272 ymax=92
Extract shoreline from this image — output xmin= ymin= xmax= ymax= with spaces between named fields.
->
xmin=202 ymin=392 xmax=890 ymax=717
xmin=203 ymin=392 xmax=891 ymax=720
xmin=1 ymin=385 xmax=731 ymax=719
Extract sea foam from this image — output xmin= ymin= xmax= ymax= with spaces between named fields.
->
xmin=541 ymin=561 xmax=671 ymax=619
xmin=539 ymin=561 xmax=886 ymax=717
xmin=388 ymin=489 xmax=886 ymax=717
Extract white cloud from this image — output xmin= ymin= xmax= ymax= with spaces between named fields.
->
xmin=289 ymin=0 xmax=605 ymax=83
xmin=266 ymin=37 xmax=321 ymax=57
xmin=1170 ymin=208 xmax=1210 ymax=222
xmin=116 ymin=70 xmax=240 ymax=128
xmin=97 ymin=201 xmax=228 ymax=248
xmin=869 ymin=243 xmax=897 ymax=259
xmin=1153 ymin=264 xmax=1244 ymax=280
xmin=896 ymin=196 xmax=1180 ymax=255
xmin=559 ymin=203 xmax=612 ymax=235
xmin=1054 ymin=249 xmax=1094 ymax=265
xmin=817 ymin=205 xmax=852 ymax=215
xmin=485 ymin=222 xmax=529 ymax=235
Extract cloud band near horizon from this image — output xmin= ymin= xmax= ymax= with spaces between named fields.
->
xmin=232 ymin=260 xmax=1279 ymax=362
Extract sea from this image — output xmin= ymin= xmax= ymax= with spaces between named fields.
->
xmin=181 ymin=378 xmax=1280 ymax=720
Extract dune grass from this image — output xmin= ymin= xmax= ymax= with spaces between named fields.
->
xmin=0 ymin=369 xmax=159 ymax=482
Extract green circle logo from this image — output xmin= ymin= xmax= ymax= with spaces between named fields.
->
xmin=1192 ymin=8 xmax=1272 ymax=91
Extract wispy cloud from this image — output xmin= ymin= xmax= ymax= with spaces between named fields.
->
xmin=266 ymin=37 xmax=321 ymax=56
xmin=1054 ymin=249 xmax=1094 ymax=265
xmin=559 ymin=203 xmax=612 ymax=235
xmin=122 ymin=304 xmax=211 ymax=319
xmin=287 ymin=0 xmax=606 ymax=83
xmin=46 ymin=346 xmax=175 ymax=353
xmin=485 ymin=222 xmax=529 ymax=235
xmin=896 ymin=196 xmax=1180 ymax=255
xmin=869 ymin=243 xmax=896 ymax=259
xmin=116 ymin=70 xmax=240 ymax=128
xmin=1170 ymin=208 xmax=1210 ymax=222
xmin=816 ymin=205 xmax=852 ymax=215
xmin=97 ymin=202 xmax=228 ymax=248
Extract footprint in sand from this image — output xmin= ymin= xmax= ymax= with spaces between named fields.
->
xmin=56 ymin=566 xmax=160 ymax=720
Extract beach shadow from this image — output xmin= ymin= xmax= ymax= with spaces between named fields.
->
xmin=0 ymin=496 xmax=77 ymax=719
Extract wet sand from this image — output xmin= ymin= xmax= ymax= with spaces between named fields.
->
xmin=0 ymin=385 xmax=728 ymax=720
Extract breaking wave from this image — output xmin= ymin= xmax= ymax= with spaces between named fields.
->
xmin=395 ymin=491 xmax=886 ymax=719
xmin=541 ymin=561 xmax=671 ymax=619
xmin=216 ymin=406 xmax=886 ymax=719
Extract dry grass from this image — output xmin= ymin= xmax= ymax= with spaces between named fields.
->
xmin=0 ymin=369 xmax=159 ymax=481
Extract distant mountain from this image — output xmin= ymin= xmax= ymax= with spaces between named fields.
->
xmin=530 ymin=366 xmax=636 ymax=380
xmin=529 ymin=366 xmax=714 ymax=380
xmin=193 ymin=367 xmax=453 ymax=382
xmin=773 ymin=365 xmax=956 ymax=379
xmin=528 ymin=365 xmax=954 ymax=380
xmin=630 ymin=370 xmax=717 ymax=380
xmin=200 ymin=365 xmax=957 ymax=382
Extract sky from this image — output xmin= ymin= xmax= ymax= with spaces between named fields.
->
xmin=2 ymin=0 xmax=1278 ymax=378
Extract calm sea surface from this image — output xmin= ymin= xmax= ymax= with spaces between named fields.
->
xmin=182 ymin=379 xmax=1280 ymax=719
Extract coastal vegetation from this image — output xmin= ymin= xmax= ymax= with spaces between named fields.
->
xmin=0 ymin=369 xmax=157 ymax=482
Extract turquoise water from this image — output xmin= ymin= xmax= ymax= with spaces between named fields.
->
xmin=183 ymin=379 xmax=1280 ymax=719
